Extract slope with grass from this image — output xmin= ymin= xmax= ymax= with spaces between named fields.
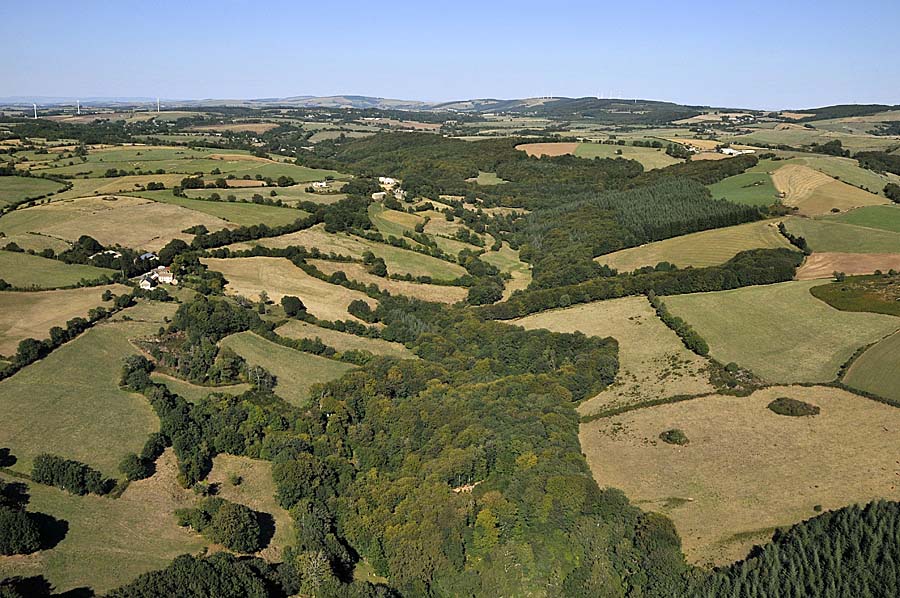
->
xmin=143 ymin=191 xmax=309 ymax=227
xmin=0 ymin=284 xmax=128 ymax=356
xmin=0 ymin=450 xmax=205 ymax=594
xmin=275 ymin=320 xmax=415 ymax=359
xmin=202 ymin=256 xmax=377 ymax=322
xmin=149 ymin=372 xmax=250 ymax=403
xmin=368 ymin=203 xmax=424 ymax=239
xmin=514 ymin=296 xmax=714 ymax=415
xmin=0 ymin=307 xmax=168 ymax=476
xmin=829 ymin=204 xmax=900 ymax=233
xmin=219 ymin=331 xmax=355 ymax=407
xmin=309 ymin=260 xmax=468 ymax=303
xmin=581 ymin=385 xmax=900 ymax=566
xmin=574 ymin=143 xmax=683 ymax=170
xmin=796 ymin=252 xmax=900 ymax=280
xmin=205 ymin=454 xmax=294 ymax=562
xmin=480 ymin=241 xmax=533 ymax=299
xmin=596 ymin=220 xmax=794 ymax=272
xmin=0 ymin=195 xmax=234 ymax=251
xmin=663 ymin=280 xmax=900 ymax=383
xmin=0 ymin=250 xmax=117 ymax=288
xmin=0 ymin=175 xmax=66 ymax=207
xmin=231 ymin=224 xmax=467 ymax=281
xmin=707 ymin=159 xmax=781 ymax=206
xmin=772 ymin=164 xmax=887 ymax=215
xmin=783 ymin=218 xmax=900 ymax=253
xmin=844 ymin=331 xmax=900 ymax=402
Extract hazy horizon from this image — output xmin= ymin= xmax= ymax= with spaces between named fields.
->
xmin=2 ymin=0 xmax=899 ymax=111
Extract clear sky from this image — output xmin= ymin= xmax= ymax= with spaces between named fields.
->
xmin=2 ymin=0 xmax=898 ymax=110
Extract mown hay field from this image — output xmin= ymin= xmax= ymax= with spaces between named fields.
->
xmin=231 ymin=224 xmax=467 ymax=281
xmin=580 ymin=385 xmax=900 ymax=566
xmin=368 ymin=203 xmax=424 ymax=239
xmin=573 ymin=143 xmax=683 ymax=170
xmin=309 ymin=260 xmax=468 ymax=303
xmin=784 ymin=218 xmax=900 ymax=253
xmin=0 ymin=284 xmax=128 ymax=356
xmin=844 ymin=330 xmax=900 ymax=402
xmin=202 ymin=256 xmax=377 ymax=322
xmin=0 ymin=195 xmax=234 ymax=251
xmin=663 ymin=280 xmax=900 ymax=383
xmin=771 ymin=164 xmax=888 ymax=215
xmin=187 ymin=183 xmax=347 ymax=205
xmin=142 ymin=192 xmax=308 ymax=227
xmin=275 ymin=319 xmax=415 ymax=359
xmin=220 ymin=331 xmax=354 ymax=407
xmin=0 ymin=451 xmax=205 ymax=594
xmin=0 ymin=303 xmax=170 ymax=476
xmin=514 ymin=296 xmax=714 ymax=415
xmin=515 ymin=142 xmax=579 ymax=157
xmin=0 ymin=250 xmax=117 ymax=288
xmin=796 ymin=252 xmax=900 ymax=280
xmin=596 ymin=220 xmax=793 ymax=272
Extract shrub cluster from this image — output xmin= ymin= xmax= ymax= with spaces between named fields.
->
xmin=767 ymin=397 xmax=820 ymax=417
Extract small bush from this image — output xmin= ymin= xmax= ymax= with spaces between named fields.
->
xmin=659 ymin=429 xmax=689 ymax=446
xmin=767 ymin=397 xmax=820 ymax=417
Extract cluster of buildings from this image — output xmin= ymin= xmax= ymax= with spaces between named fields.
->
xmin=138 ymin=265 xmax=178 ymax=290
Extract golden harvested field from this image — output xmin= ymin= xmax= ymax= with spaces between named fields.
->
xmin=580 ymin=386 xmax=900 ymax=566
xmin=206 ymin=455 xmax=294 ymax=562
xmin=664 ymin=280 xmax=900 ymax=383
xmin=0 ymin=195 xmax=234 ymax=251
xmin=309 ymin=260 xmax=468 ymax=303
xmin=772 ymin=164 xmax=888 ymax=215
xmin=231 ymin=224 xmax=466 ymax=280
xmin=202 ymin=256 xmax=377 ymax=322
xmin=0 ymin=284 xmax=128 ymax=356
xmin=0 ymin=450 xmax=205 ymax=594
xmin=796 ymin=252 xmax=900 ymax=280
xmin=275 ymin=320 xmax=415 ymax=359
xmin=596 ymin=220 xmax=793 ymax=272
xmin=515 ymin=142 xmax=579 ymax=157
xmin=223 ymin=179 xmax=268 ymax=188
xmin=514 ymin=296 xmax=714 ymax=416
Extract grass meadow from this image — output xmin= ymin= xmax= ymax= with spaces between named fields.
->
xmin=596 ymin=220 xmax=793 ymax=272
xmin=581 ymin=385 xmax=900 ymax=566
xmin=220 ymin=331 xmax=355 ymax=407
xmin=663 ymin=280 xmax=900 ymax=383
xmin=514 ymin=296 xmax=714 ymax=415
xmin=0 ymin=251 xmax=117 ymax=288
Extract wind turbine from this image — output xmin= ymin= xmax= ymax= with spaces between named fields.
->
xmin=33 ymin=103 xmax=37 ymax=119
xmin=157 ymin=98 xmax=160 ymax=113
xmin=76 ymin=100 xmax=81 ymax=115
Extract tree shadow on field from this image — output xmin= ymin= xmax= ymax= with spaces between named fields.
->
xmin=32 ymin=512 xmax=70 ymax=551
xmin=0 ymin=575 xmax=95 ymax=597
xmin=256 ymin=510 xmax=276 ymax=551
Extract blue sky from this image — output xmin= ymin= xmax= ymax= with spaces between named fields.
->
xmin=2 ymin=0 xmax=898 ymax=109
